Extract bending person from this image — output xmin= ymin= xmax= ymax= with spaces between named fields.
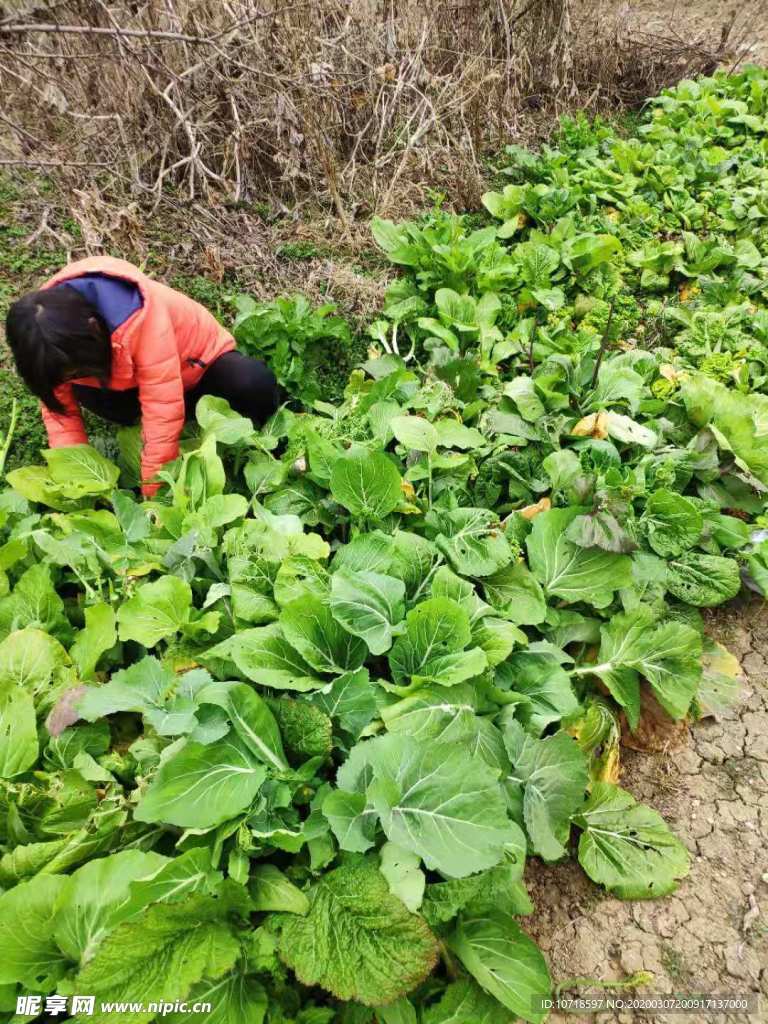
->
xmin=5 ymin=256 xmax=279 ymax=495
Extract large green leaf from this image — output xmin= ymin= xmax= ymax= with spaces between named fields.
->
xmin=0 ymin=683 xmax=37 ymax=778
xmin=526 ymin=507 xmax=632 ymax=607
xmin=196 ymin=395 xmax=255 ymax=445
xmin=225 ymin=683 xmax=289 ymax=771
xmin=573 ymin=782 xmax=690 ymax=899
xmin=381 ymin=684 xmax=480 ymax=744
xmin=277 ymin=864 xmax=438 ymax=1006
xmin=6 ymin=465 xmax=75 ymax=510
xmin=643 ymin=489 xmax=703 ymax=557
xmin=70 ymin=603 xmax=117 ymax=680
xmin=421 ymin=863 xmax=529 ymax=927
xmin=72 ymin=893 xmax=245 ymax=1024
xmin=388 ymin=597 xmax=487 ymax=687
xmin=430 ymin=508 xmax=514 ymax=577
xmin=43 ymin=444 xmax=120 ymax=495
xmin=666 ymin=552 xmax=741 ymax=607
xmin=330 ymin=569 xmax=406 ymax=655
xmin=52 ymin=850 xmax=167 ymax=962
xmin=119 ymin=849 xmax=222 ymax=917
xmin=431 ymin=566 xmax=492 ymax=623
xmin=0 ymin=626 xmax=69 ymax=697
xmin=0 ymin=563 xmax=69 ymax=642
xmin=376 ymin=997 xmax=417 ymax=1024
xmin=503 ymin=720 xmax=588 ymax=861
xmin=310 ymin=668 xmax=377 ymax=739
xmin=391 ymin=415 xmax=439 ymax=453
xmin=447 ymin=906 xmax=551 ymax=1024
xmin=116 ymin=575 xmax=193 ymax=646
xmin=165 ymin=972 xmax=268 ymax=1024
xmin=165 ymin=970 xmax=268 ymax=1024
xmin=483 ymin=562 xmax=547 ymax=625
xmin=250 ymin=864 xmax=309 ymax=915
xmin=134 ymin=734 xmax=266 ymax=828
xmin=424 ymin=979 xmax=515 ymax=1023
xmin=580 ymin=606 xmax=702 ymax=727
xmin=504 ymin=377 xmax=546 ymax=422
xmin=273 ymin=555 xmax=328 ymax=610
xmin=330 ymin=450 xmax=403 ymax=519
xmin=379 ymin=841 xmax=425 ymax=913
xmin=496 ymin=652 xmax=579 ymax=736
xmin=322 ymin=789 xmax=378 ymax=853
xmin=281 ymin=596 xmax=368 ymax=674
xmin=205 ymin=625 xmax=322 ymax=691
xmin=681 ymin=374 xmax=768 ymax=486
xmin=473 ymin=617 xmax=526 ymax=666
xmin=563 ymin=232 xmax=622 ymax=272
xmin=77 ymin=657 xmax=208 ymax=737
xmin=434 ymin=420 xmax=485 ymax=450
xmin=0 ymin=874 xmax=68 ymax=991
xmin=357 ymin=733 xmax=516 ymax=878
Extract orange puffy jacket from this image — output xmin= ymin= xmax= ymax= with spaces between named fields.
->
xmin=41 ymin=257 xmax=235 ymax=495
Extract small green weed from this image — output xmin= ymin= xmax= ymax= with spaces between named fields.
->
xmin=660 ymin=944 xmax=688 ymax=981
xmin=169 ymin=275 xmax=237 ymax=322
xmin=277 ymin=241 xmax=324 ymax=261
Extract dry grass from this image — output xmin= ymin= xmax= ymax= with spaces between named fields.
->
xmin=0 ymin=0 xmax=755 ymax=228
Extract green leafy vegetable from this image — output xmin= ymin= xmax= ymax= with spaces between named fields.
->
xmin=277 ymin=864 xmax=438 ymax=1006
xmin=0 ymin=66 xmax=763 ymax=1023
xmin=447 ymin=906 xmax=551 ymax=1024
xmin=573 ymin=783 xmax=690 ymax=898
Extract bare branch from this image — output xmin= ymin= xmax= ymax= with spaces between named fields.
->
xmin=0 ymin=7 xmax=310 ymax=45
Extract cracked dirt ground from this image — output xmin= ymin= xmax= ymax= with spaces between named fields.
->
xmin=525 ymin=598 xmax=767 ymax=1023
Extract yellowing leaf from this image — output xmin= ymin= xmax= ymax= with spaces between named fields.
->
xmin=520 ymin=497 xmax=551 ymax=520
xmin=571 ymin=412 xmax=608 ymax=439
xmin=599 ymin=743 xmax=621 ymax=785
xmin=659 ymin=363 xmax=681 ymax=382
xmin=702 ymin=640 xmax=740 ymax=679
xmin=698 ymin=638 xmax=742 ymax=719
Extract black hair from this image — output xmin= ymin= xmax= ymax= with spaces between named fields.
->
xmin=5 ymin=285 xmax=112 ymax=413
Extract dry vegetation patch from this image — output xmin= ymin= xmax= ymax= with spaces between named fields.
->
xmin=1 ymin=0 xmax=759 ymax=221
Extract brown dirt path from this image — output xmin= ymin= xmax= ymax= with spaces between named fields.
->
xmin=525 ymin=598 xmax=768 ymax=1023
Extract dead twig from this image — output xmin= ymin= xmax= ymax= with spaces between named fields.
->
xmin=0 ymin=9 xmax=308 ymax=44
xmin=0 ymin=158 xmax=117 ymax=168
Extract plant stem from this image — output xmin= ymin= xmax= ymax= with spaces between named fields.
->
xmin=589 ymin=300 xmax=616 ymax=391
xmin=411 ymin=555 xmax=444 ymax=605
xmin=528 ymin=324 xmax=536 ymax=374
xmin=0 ymin=398 xmax=18 ymax=479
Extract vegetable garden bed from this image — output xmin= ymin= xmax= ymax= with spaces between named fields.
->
xmin=0 ymin=68 xmax=766 ymax=1024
